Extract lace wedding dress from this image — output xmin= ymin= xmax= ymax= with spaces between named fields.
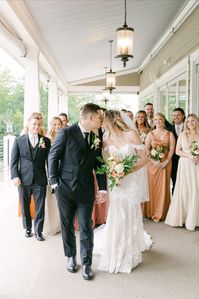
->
xmin=94 ymin=143 xmax=153 ymax=273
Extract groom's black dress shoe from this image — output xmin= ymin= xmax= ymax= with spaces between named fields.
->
xmin=82 ymin=265 xmax=93 ymax=280
xmin=35 ymin=233 xmax=45 ymax=241
xmin=25 ymin=230 xmax=33 ymax=238
xmin=67 ymin=256 xmax=78 ymax=273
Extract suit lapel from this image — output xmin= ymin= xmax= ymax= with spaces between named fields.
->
xmin=33 ymin=134 xmax=42 ymax=160
xmin=72 ymin=123 xmax=87 ymax=149
xmin=25 ymin=134 xmax=33 ymax=160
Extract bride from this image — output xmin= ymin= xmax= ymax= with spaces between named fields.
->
xmin=94 ymin=109 xmax=153 ymax=273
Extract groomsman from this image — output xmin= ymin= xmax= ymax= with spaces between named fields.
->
xmin=10 ymin=114 xmax=51 ymax=240
xmin=58 ymin=112 xmax=69 ymax=128
xmin=171 ymin=108 xmax=185 ymax=193
xmin=144 ymin=103 xmax=173 ymax=131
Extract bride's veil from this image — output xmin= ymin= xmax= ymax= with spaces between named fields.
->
xmin=120 ymin=111 xmax=138 ymax=132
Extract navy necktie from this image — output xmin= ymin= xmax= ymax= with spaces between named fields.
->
xmin=84 ymin=132 xmax=89 ymax=147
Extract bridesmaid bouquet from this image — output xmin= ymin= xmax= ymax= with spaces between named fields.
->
xmin=96 ymin=154 xmax=139 ymax=190
xmin=150 ymin=145 xmax=167 ymax=162
xmin=191 ymin=141 xmax=199 ymax=156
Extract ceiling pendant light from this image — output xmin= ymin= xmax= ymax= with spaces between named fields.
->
xmin=115 ymin=0 xmax=134 ymax=67
xmin=105 ymin=40 xmax=116 ymax=94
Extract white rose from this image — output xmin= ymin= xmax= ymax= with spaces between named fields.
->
xmin=114 ymin=163 xmax=124 ymax=173
xmin=159 ymin=153 xmax=165 ymax=159
xmin=151 ymin=149 xmax=157 ymax=156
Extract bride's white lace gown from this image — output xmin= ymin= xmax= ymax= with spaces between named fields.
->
xmin=94 ymin=143 xmax=153 ymax=273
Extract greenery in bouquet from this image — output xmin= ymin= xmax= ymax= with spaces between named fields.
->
xmin=191 ymin=140 xmax=199 ymax=156
xmin=96 ymin=154 xmax=139 ymax=191
xmin=150 ymin=145 xmax=168 ymax=162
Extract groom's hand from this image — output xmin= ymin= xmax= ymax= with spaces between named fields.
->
xmin=51 ymin=183 xmax=58 ymax=193
xmin=95 ymin=191 xmax=107 ymax=203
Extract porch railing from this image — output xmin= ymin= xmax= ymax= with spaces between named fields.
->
xmin=0 ymin=135 xmax=16 ymax=182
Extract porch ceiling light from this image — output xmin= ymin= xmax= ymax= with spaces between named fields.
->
xmin=115 ymin=0 xmax=134 ymax=67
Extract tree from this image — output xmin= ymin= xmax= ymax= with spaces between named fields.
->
xmin=40 ymin=84 xmax=48 ymax=130
xmin=0 ymin=67 xmax=24 ymax=136
xmin=0 ymin=66 xmax=48 ymax=137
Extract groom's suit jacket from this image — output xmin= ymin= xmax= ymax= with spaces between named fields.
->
xmin=48 ymin=123 xmax=107 ymax=203
xmin=10 ymin=134 xmax=51 ymax=186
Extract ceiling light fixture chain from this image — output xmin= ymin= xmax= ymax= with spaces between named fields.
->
xmin=124 ymin=0 xmax=127 ymax=26
xmin=109 ymin=40 xmax=113 ymax=71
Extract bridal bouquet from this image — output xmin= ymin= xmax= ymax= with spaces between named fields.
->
xmin=96 ymin=154 xmax=139 ymax=190
xmin=150 ymin=145 xmax=167 ymax=162
xmin=191 ymin=140 xmax=199 ymax=156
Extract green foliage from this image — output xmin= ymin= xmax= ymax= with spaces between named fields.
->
xmin=68 ymin=93 xmax=135 ymax=125
xmin=40 ymin=85 xmax=48 ymax=130
xmin=68 ymin=94 xmax=96 ymax=124
xmin=0 ymin=65 xmax=48 ymax=137
xmin=0 ymin=67 xmax=24 ymax=136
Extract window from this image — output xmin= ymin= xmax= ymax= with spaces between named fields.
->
xmin=158 ymin=73 xmax=188 ymax=121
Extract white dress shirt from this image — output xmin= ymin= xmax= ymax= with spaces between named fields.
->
xmin=28 ymin=133 xmax=38 ymax=147
xmin=78 ymin=122 xmax=91 ymax=142
xmin=175 ymin=123 xmax=183 ymax=136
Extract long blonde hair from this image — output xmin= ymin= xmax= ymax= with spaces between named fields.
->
xmin=47 ymin=116 xmax=62 ymax=142
xmin=154 ymin=112 xmax=166 ymax=126
xmin=183 ymin=113 xmax=199 ymax=134
xmin=104 ymin=110 xmax=131 ymax=136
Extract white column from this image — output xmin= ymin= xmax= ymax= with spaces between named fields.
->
xmin=58 ymin=92 xmax=68 ymax=114
xmin=24 ymin=47 xmax=40 ymax=124
xmin=48 ymin=78 xmax=58 ymax=126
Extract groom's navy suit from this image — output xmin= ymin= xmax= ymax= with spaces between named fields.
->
xmin=10 ymin=134 xmax=51 ymax=233
xmin=48 ymin=123 xmax=107 ymax=265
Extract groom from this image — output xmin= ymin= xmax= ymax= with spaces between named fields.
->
xmin=48 ymin=103 xmax=107 ymax=280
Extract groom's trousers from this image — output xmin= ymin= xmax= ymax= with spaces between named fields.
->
xmin=56 ymin=191 xmax=94 ymax=266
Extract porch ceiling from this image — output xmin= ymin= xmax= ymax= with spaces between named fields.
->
xmin=23 ymin=0 xmax=186 ymax=84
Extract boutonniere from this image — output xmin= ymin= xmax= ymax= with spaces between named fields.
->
xmin=39 ymin=137 xmax=46 ymax=148
xmin=91 ymin=134 xmax=101 ymax=150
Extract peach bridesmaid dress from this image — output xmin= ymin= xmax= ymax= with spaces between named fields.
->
xmin=144 ymin=131 xmax=172 ymax=222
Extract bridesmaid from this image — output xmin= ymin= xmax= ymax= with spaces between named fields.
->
xmin=165 ymin=114 xmax=199 ymax=231
xmin=144 ymin=113 xmax=175 ymax=222
xmin=44 ymin=116 xmax=62 ymax=235
xmin=135 ymin=110 xmax=151 ymax=143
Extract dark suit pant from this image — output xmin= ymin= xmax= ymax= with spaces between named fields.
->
xmin=57 ymin=192 xmax=94 ymax=266
xmin=18 ymin=184 xmax=46 ymax=233
xmin=171 ymin=156 xmax=179 ymax=194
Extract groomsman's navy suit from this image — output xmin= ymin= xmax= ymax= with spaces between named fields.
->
xmin=171 ymin=125 xmax=180 ymax=193
xmin=10 ymin=134 xmax=51 ymax=234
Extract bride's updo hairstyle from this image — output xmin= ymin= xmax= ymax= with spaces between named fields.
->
xmin=104 ymin=110 xmax=130 ymax=133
